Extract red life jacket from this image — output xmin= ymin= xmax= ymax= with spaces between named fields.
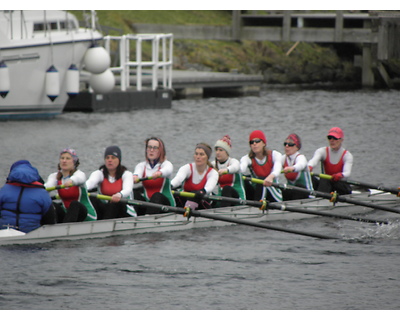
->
xmin=183 ymin=164 xmax=213 ymax=192
xmin=142 ymin=167 xmax=165 ymax=199
xmin=57 ymin=180 xmax=80 ymax=209
xmin=323 ymin=147 xmax=347 ymax=175
xmin=284 ymin=154 xmax=300 ymax=182
xmin=100 ymin=177 xmax=123 ymax=196
xmin=250 ymin=150 xmax=273 ymax=178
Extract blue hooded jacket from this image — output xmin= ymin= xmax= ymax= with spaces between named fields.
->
xmin=0 ymin=160 xmax=52 ymax=233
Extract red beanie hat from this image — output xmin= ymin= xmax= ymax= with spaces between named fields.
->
xmin=249 ymin=130 xmax=267 ymax=144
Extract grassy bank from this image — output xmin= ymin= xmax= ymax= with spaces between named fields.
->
xmin=72 ymin=10 xmax=399 ymax=86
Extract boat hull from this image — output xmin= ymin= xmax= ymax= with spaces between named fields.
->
xmin=1 ymin=191 xmax=399 ymax=245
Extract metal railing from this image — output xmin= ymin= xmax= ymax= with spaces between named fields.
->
xmin=104 ymin=33 xmax=173 ymax=91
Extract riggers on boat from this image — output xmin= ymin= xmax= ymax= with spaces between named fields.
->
xmin=0 ymin=189 xmax=399 ymax=245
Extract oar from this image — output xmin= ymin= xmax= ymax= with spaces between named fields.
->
xmin=134 ymin=177 xmax=155 ymax=183
xmin=94 ymin=194 xmax=338 ymax=240
xmin=244 ymin=177 xmax=400 ymax=215
xmin=173 ymin=191 xmax=389 ymax=225
xmin=313 ymin=173 xmax=400 ymax=196
xmin=139 ymin=177 xmax=153 ymax=181
xmin=46 ymin=185 xmax=68 ymax=191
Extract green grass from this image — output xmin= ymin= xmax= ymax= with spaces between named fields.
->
xmin=71 ymin=10 xmax=232 ymax=35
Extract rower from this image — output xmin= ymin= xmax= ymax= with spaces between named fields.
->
xmin=45 ymin=148 xmax=97 ymax=223
xmin=239 ymin=130 xmax=283 ymax=202
xmin=308 ymin=127 xmax=353 ymax=195
xmin=171 ymin=142 xmax=219 ymax=210
xmin=86 ymin=145 xmax=136 ymax=219
xmin=211 ymin=134 xmax=246 ymax=207
xmin=132 ymin=137 xmax=175 ymax=215
xmin=281 ymin=133 xmax=314 ymax=200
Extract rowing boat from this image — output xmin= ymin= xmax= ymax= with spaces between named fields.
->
xmin=0 ymin=189 xmax=399 ymax=245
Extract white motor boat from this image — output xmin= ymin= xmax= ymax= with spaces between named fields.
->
xmin=0 ymin=10 xmax=108 ymax=120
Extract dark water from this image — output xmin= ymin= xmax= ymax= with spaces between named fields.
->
xmin=0 ymin=88 xmax=400 ymax=310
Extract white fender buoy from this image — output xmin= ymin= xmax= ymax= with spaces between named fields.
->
xmin=83 ymin=44 xmax=111 ymax=74
xmin=89 ymin=68 xmax=115 ymax=93
xmin=0 ymin=60 xmax=10 ymax=98
xmin=66 ymin=64 xmax=80 ymax=98
xmin=45 ymin=65 xmax=60 ymax=102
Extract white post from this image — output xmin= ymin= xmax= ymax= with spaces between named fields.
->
xmin=91 ymin=10 xmax=96 ymax=31
xmin=152 ymin=36 xmax=159 ymax=90
xmin=162 ymin=36 xmax=167 ymax=88
xmin=125 ymin=36 xmax=130 ymax=90
xmin=120 ymin=35 xmax=126 ymax=91
xmin=137 ymin=38 xmax=142 ymax=91
xmin=168 ymin=35 xmax=173 ymax=89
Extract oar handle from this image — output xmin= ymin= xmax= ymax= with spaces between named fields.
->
xmin=243 ymin=176 xmax=264 ymax=184
xmin=134 ymin=176 xmax=158 ymax=183
xmin=46 ymin=184 xmax=69 ymax=191
xmin=173 ymin=191 xmax=196 ymax=198
xmin=139 ymin=176 xmax=153 ymax=181
xmin=312 ymin=173 xmax=333 ymax=180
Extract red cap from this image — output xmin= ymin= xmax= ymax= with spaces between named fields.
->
xmin=328 ymin=127 xmax=344 ymax=139
xmin=249 ymin=130 xmax=267 ymax=144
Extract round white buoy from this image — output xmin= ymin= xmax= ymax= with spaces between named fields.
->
xmin=45 ymin=65 xmax=60 ymax=102
xmin=89 ymin=68 xmax=115 ymax=93
xmin=83 ymin=44 xmax=111 ymax=74
xmin=0 ymin=60 xmax=10 ymax=98
xmin=66 ymin=64 xmax=80 ymax=98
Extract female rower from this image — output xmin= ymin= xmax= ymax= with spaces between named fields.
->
xmin=171 ymin=143 xmax=219 ymax=210
xmin=86 ymin=145 xmax=136 ymax=219
xmin=45 ymin=148 xmax=97 ymax=223
xmin=240 ymin=130 xmax=283 ymax=202
xmin=133 ymin=137 xmax=175 ymax=215
xmin=281 ymin=134 xmax=313 ymax=200
xmin=211 ymin=135 xmax=246 ymax=207
xmin=308 ymin=127 xmax=353 ymax=195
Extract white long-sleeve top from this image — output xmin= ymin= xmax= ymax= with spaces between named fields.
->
xmin=85 ymin=169 xmax=134 ymax=198
xmin=240 ymin=150 xmax=283 ymax=177
xmin=211 ymin=157 xmax=240 ymax=173
xmin=307 ymin=146 xmax=353 ymax=178
xmin=133 ymin=160 xmax=173 ymax=178
xmin=170 ymin=163 xmax=219 ymax=194
xmin=281 ymin=152 xmax=308 ymax=172
xmin=45 ymin=169 xmax=87 ymax=189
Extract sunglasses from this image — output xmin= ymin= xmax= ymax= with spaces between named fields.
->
xmin=283 ymin=142 xmax=296 ymax=147
xmin=327 ymin=135 xmax=339 ymax=140
xmin=249 ymin=139 xmax=263 ymax=145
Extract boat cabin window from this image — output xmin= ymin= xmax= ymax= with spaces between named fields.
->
xmin=33 ymin=19 xmax=77 ymax=33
